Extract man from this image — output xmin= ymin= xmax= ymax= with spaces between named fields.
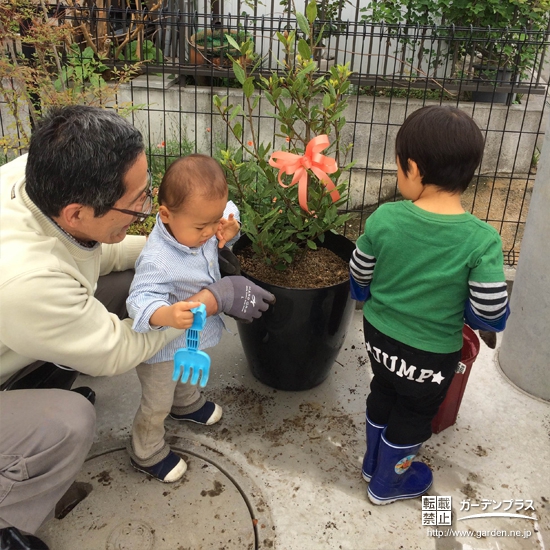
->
xmin=0 ymin=105 xmax=274 ymax=550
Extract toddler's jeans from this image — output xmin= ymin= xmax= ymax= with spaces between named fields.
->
xmin=129 ymin=361 xmax=206 ymax=467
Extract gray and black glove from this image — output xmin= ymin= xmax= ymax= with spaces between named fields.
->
xmin=206 ymin=276 xmax=276 ymax=323
xmin=218 ymin=246 xmax=241 ymax=276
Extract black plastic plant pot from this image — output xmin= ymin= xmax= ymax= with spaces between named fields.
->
xmin=472 ymin=64 xmax=516 ymax=105
xmin=234 ymin=232 xmax=355 ymax=391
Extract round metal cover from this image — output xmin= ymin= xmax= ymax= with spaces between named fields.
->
xmin=37 ymin=445 xmax=264 ymax=550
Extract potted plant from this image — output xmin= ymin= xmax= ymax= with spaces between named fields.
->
xmin=445 ymin=0 xmax=550 ymax=102
xmin=213 ymin=1 xmax=356 ymax=391
xmin=189 ymin=28 xmax=253 ymax=67
xmin=360 ymin=0 xmax=550 ymax=103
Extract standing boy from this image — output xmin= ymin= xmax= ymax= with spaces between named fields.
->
xmin=126 ymin=154 xmax=275 ymax=482
xmin=350 ymin=106 xmax=509 ymax=505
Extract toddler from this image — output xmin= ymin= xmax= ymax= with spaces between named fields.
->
xmin=126 ymin=153 xmax=274 ymax=482
xmin=349 ymin=106 xmax=509 ymax=505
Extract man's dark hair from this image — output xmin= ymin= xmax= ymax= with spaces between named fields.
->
xmin=395 ymin=105 xmax=485 ymax=193
xmin=26 ymin=105 xmax=144 ymax=217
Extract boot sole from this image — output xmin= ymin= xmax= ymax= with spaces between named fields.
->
xmin=361 ymin=471 xmax=372 ymax=483
xmin=367 ymin=480 xmax=433 ymax=506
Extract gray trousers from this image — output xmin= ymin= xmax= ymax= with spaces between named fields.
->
xmin=129 ymin=361 xmax=205 ymax=466
xmin=0 ymin=390 xmax=96 ymax=533
xmin=0 ymin=270 xmax=133 ymax=533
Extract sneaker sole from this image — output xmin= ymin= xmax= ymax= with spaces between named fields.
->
xmin=169 ymin=404 xmax=223 ymax=426
xmin=131 ymin=459 xmax=187 ymax=483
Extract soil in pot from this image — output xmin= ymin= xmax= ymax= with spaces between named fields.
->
xmin=235 ymin=246 xmax=349 ymax=289
xmin=233 ymin=233 xmax=355 ymax=391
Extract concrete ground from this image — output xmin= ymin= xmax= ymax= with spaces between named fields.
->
xmin=37 ymin=311 xmax=549 ymax=550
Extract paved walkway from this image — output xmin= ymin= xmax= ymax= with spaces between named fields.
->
xmin=37 ymin=311 xmax=549 ymax=549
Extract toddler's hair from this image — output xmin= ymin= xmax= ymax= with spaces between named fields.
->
xmin=158 ymin=154 xmax=227 ymax=211
xmin=395 ymin=105 xmax=485 ymax=193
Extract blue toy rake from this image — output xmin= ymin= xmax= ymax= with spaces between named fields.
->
xmin=173 ymin=304 xmax=211 ymax=387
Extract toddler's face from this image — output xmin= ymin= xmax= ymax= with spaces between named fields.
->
xmin=160 ymin=193 xmax=227 ymax=248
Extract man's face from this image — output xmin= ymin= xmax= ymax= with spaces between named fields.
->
xmin=77 ymin=152 xmax=150 ymax=244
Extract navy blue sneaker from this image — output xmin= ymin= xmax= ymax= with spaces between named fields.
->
xmin=169 ymin=400 xmax=222 ymax=425
xmin=131 ymin=451 xmax=187 ymax=483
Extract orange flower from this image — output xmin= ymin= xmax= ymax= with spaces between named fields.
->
xmin=248 ymin=141 xmax=253 ymax=146
xmin=272 ymin=197 xmax=277 ymax=202
xmin=206 ymin=128 xmax=211 ymax=133
xmin=285 ymin=136 xmax=291 ymax=142
xmin=157 ymin=141 xmax=165 ymax=148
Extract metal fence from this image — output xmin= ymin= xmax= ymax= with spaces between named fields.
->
xmin=2 ymin=6 xmax=549 ymax=265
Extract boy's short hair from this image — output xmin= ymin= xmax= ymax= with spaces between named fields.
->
xmin=158 ymin=154 xmax=228 ymax=211
xmin=395 ymin=105 xmax=485 ymax=193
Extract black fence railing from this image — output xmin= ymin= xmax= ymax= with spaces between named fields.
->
xmin=2 ymin=7 xmax=549 ymax=266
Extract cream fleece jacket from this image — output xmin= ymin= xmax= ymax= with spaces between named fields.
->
xmin=0 ymin=154 xmax=183 ymax=384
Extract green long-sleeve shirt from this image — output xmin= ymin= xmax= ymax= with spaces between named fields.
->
xmin=355 ymin=201 xmax=506 ymax=353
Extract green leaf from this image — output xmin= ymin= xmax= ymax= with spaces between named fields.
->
xmin=243 ymin=76 xmax=255 ymax=98
xmin=296 ymin=12 xmax=310 ymax=35
xmin=225 ymin=34 xmax=241 ymax=51
xmin=307 ymin=240 xmax=318 ymax=250
xmin=229 ymin=104 xmax=243 ymax=121
xmin=234 ymin=122 xmax=243 ymax=139
xmin=306 ymin=0 xmax=318 ymax=24
xmin=82 ymin=46 xmax=95 ymax=59
xmin=233 ymin=62 xmax=246 ymax=85
xmin=276 ymin=31 xmax=288 ymax=44
xmin=298 ymin=39 xmax=311 ymax=60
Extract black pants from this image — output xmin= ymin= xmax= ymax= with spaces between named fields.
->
xmin=363 ymin=318 xmax=460 ymax=445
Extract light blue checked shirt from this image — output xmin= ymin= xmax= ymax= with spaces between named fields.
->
xmin=127 ymin=202 xmax=240 ymax=364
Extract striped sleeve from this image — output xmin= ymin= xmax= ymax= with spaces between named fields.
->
xmin=468 ymin=281 xmax=508 ymax=321
xmin=349 ymin=247 xmax=376 ymax=287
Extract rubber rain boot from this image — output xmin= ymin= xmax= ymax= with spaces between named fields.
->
xmin=368 ymin=430 xmax=433 ymax=505
xmin=361 ymin=413 xmax=385 ymax=482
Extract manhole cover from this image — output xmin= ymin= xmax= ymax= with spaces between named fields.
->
xmin=38 ymin=447 xmax=260 ymax=549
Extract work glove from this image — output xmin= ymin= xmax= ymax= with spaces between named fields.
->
xmin=206 ymin=276 xmax=276 ymax=323
xmin=218 ymin=246 xmax=241 ymax=276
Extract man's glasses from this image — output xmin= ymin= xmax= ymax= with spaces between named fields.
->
xmin=110 ymin=172 xmax=154 ymax=221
